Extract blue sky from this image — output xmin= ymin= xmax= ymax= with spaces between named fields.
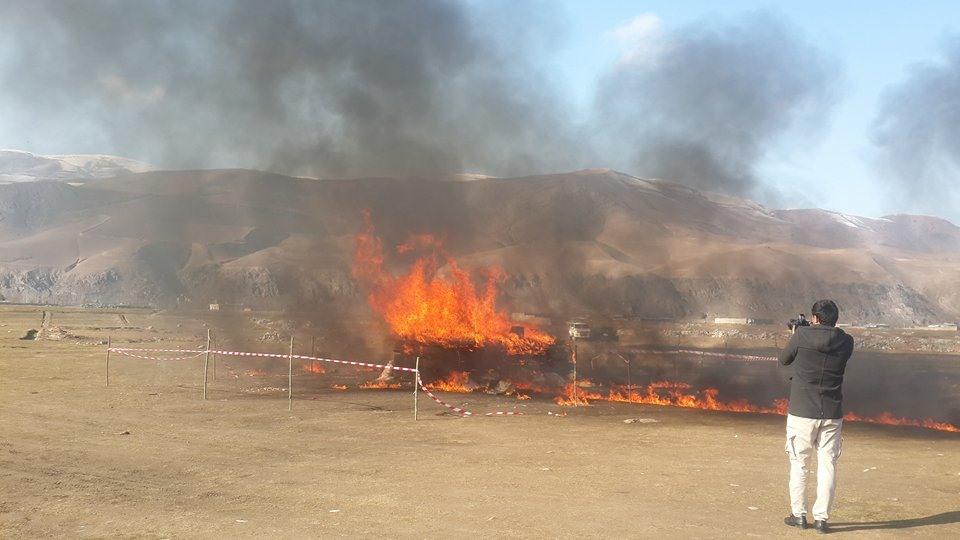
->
xmin=555 ymin=0 xmax=958 ymax=218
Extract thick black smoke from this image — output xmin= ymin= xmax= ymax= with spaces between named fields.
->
xmin=872 ymin=38 xmax=960 ymax=219
xmin=0 ymin=3 xmax=838 ymax=199
xmin=594 ymin=12 xmax=837 ymax=197
xmin=0 ymin=0 xmax=582 ymax=179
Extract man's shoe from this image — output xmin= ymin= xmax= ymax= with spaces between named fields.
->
xmin=814 ymin=519 xmax=828 ymax=534
xmin=783 ymin=515 xmax=807 ymax=529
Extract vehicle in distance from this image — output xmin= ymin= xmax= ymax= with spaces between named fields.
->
xmin=568 ymin=321 xmax=591 ymax=340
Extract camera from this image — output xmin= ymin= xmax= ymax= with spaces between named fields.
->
xmin=787 ymin=313 xmax=810 ymax=331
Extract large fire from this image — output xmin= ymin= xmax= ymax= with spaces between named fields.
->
xmin=352 ymin=212 xmax=554 ymax=355
xmin=347 ymin=214 xmax=958 ymax=433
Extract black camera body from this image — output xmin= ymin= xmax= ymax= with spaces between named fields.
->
xmin=787 ymin=313 xmax=810 ymax=331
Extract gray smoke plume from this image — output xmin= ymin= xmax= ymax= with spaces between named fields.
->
xmin=0 ymin=0 xmax=582 ymax=179
xmin=0 ymin=3 xmax=839 ymax=199
xmin=593 ymin=12 xmax=838 ymax=197
xmin=872 ymin=38 xmax=960 ymax=220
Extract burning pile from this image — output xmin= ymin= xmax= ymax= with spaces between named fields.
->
xmin=425 ymin=371 xmax=476 ymax=393
xmin=346 ymin=214 xmax=959 ymax=433
xmin=352 ymin=212 xmax=554 ymax=355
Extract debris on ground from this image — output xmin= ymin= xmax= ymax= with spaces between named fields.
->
xmin=624 ymin=418 xmax=659 ymax=424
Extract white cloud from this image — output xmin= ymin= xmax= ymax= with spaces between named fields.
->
xmin=608 ymin=13 xmax=664 ymax=67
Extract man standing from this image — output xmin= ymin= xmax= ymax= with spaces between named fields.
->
xmin=779 ymin=300 xmax=854 ymax=534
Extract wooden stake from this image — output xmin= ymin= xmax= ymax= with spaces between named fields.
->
xmin=212 ymin=333 xmax=217 ymax=381
xmin=105 ymin=335 xmax=111 ymax=387
xmin=674 ymin=334 xmax=680 ymax=379
xmin=572 ymin=338 xmax=578 ymax=396
xmin=288 ymin=335 xmax=294 ymax=411
xmin=414 ymin=356 xmax=420 ymax=421
xmin=624 ymin=356 xmax=631 ymax=389
xmin=203 ymin=328 xmax=211 ymax=400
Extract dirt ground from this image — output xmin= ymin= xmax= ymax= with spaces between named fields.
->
xmin=1 ymin=306 xmax=959 ymax=538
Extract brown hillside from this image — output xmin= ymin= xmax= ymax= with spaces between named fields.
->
xmin=1 ymin=169 xmax=958 ymax=325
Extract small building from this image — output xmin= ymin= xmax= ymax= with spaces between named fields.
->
xmin=927 ymin=323 xmax=959 ymax=331
xmin=511 ymin=312 xmax=552 ymax=326
xmin=715 ymin=317 xmax=750 ymax=325
xmin=714 ymin=317 xmax=772 ymax=325
xmin=209 ymin=303 xmax=220 ymax=311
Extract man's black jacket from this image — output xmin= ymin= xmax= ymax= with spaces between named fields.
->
xmin=778 ymin=325 xmax=855 ymax=419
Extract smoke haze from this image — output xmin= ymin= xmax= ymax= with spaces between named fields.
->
xmin=2 ymin=3 xmax=838 ymax=202
xmin=872 ymin=37 xmax=960 ymax=218
xmin=0 ymin=0 xmax=582 ymax=179
xmin=594 ymin=12 xmax=838 ymax=198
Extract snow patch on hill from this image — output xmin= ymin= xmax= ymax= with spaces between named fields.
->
xmin=0 ymin=149 xmax=153 ymax=183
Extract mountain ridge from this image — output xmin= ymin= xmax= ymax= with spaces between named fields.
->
xmin=0 ymin=168 xmax=957 ymax=325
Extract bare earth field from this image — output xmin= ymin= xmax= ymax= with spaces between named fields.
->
xmin=1 ymin=306 xmax=959 ymax=538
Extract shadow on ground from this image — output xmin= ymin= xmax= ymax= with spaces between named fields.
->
xmin=831 ymin=511 xmax=960 ymax=532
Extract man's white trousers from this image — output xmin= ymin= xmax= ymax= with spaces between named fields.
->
xmin=786 ymin=413 xmax=843 ymax=520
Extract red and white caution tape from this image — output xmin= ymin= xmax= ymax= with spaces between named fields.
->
xmin=416 ymin=373 xmax=522 ymax=417
xmin=110 ymin=349 xmax=206 ymax=361
xmin=110 ymin=347 xmax=205 ymax=353
xmin=108 ymin=346 xmax=521 ymax=417
xmin=110 ymin=347 xmax=417 ymax=372
xmin=209 ymin=349 xmax=418 ymax=373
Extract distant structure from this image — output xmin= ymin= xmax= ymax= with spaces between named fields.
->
xmin=511 ymin=312 xmax=552 ymax=326
xmin=715 ymin=317 xmax=749 ymax=324
xmin=714 ymin=317 xmax=771 ymax=325
xmin=927 ymin=323 xmax=959 ymax=331
xmin=208 ymin=303 xmax=220 ymax=311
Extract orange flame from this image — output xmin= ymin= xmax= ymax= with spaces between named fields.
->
xmin=600 ymin=382 xmax=787 ymax=414
xmin=302 ymin=363 xmax=326 ymax=374
xmin=555 ymin=381 xmax=603 ymax=406
xmin=843 ymin=411 xmax=960 ymax=433
xmin=359 ymin=379 xmax=402 ymax=390
xmin=425 ymin=371 xmax=475 ymax=393
xmin=551 ymin=379 xmax=958 ymax=433
xmin=352 ymin=212 xmax=554 ymax=355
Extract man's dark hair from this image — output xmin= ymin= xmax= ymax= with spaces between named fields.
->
xmin=812 ymin=299 xmax=840 ymax=326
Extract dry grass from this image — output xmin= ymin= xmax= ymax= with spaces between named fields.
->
xmin=1 ymin=305 xmax=958 ymax=538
